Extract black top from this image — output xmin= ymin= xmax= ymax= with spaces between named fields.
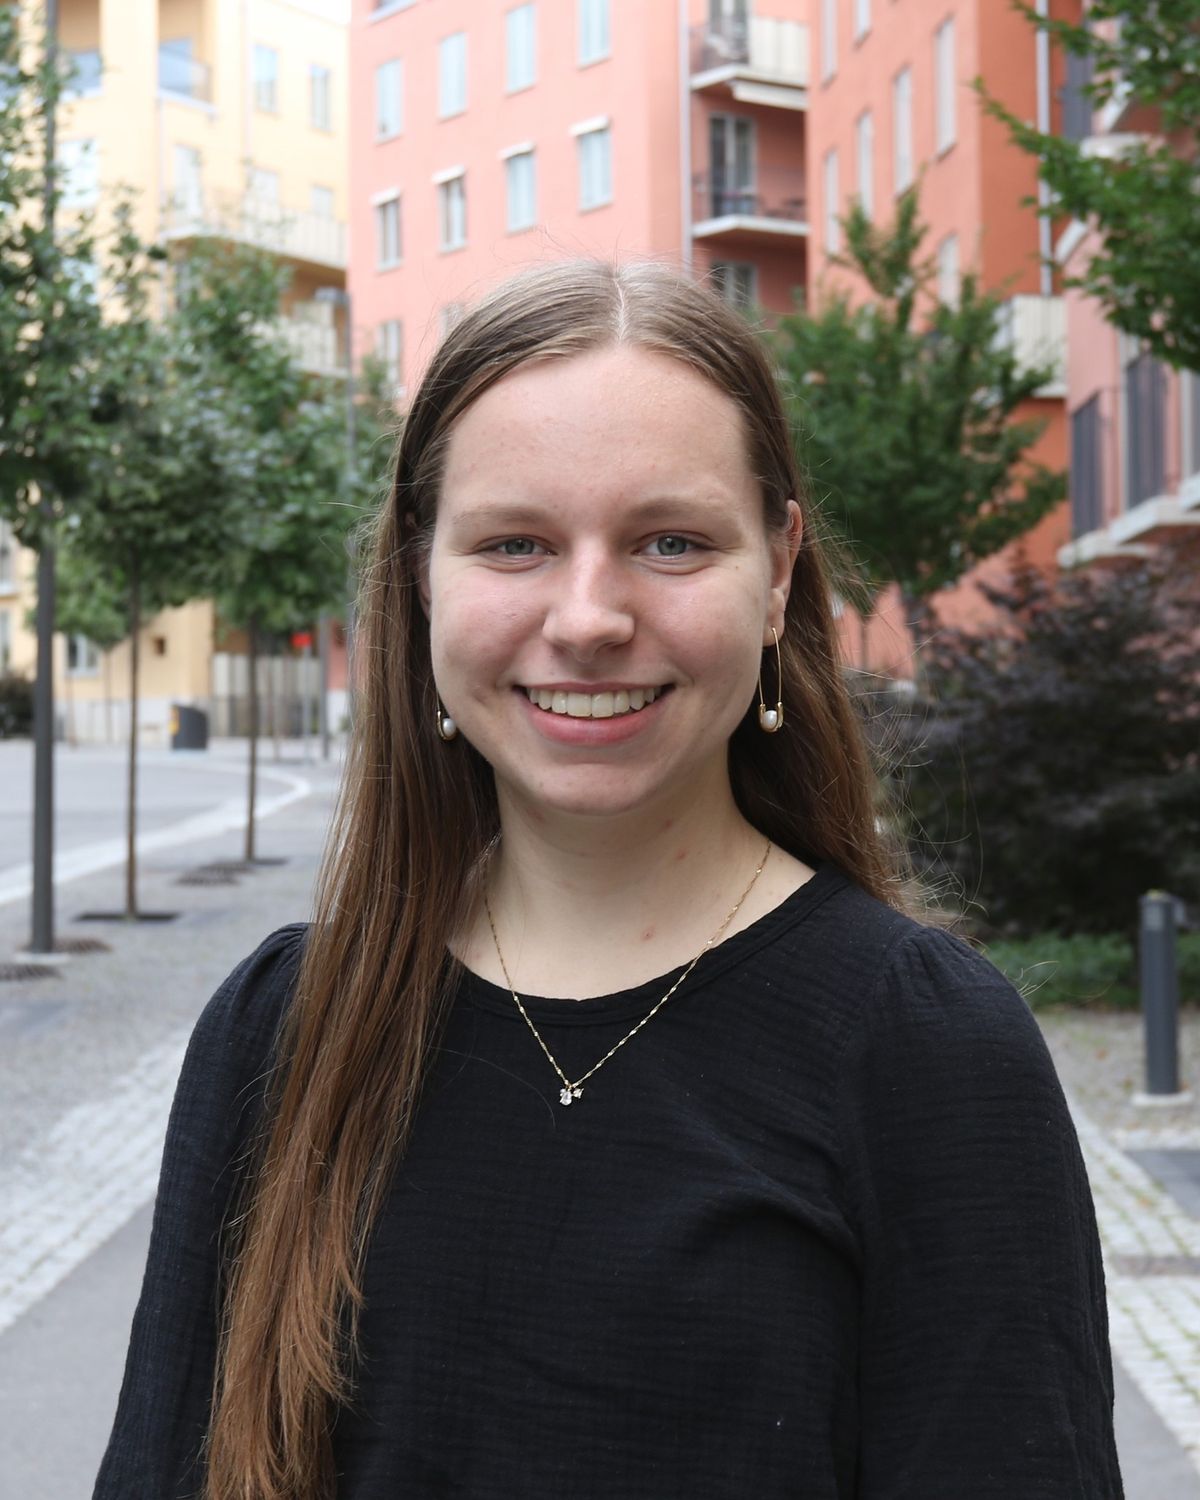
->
xmin=94 ymin=865 xmax=1123 ymax=1499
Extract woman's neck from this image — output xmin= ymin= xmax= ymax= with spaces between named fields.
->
xmin=460 ymin=780 xmax=810 ymax=999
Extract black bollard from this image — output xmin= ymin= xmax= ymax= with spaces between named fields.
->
xmin=1140 ymin=891 xmax=1182 ymax=1097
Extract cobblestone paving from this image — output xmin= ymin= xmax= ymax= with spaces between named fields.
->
xmin=1042 ymin=1010 xmax=1200 ymax=1473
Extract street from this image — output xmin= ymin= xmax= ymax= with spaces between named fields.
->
xmin=0 ymin=744 xmax=1195 ymax=1497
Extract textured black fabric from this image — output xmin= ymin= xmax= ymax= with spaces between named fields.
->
xmin=94 ymin=865 xmax=1123 ymax=1498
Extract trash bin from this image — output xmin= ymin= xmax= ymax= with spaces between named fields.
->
xmin=169 ymin=704 xmax=209 ymax=750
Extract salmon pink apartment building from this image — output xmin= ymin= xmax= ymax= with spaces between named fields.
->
xmin=350 ymin=0 xmax=811 ymax=399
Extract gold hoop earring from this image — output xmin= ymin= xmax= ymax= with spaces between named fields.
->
xmin=435 ymin=704 xmax=459 ymax=742
xmin=758 ymin=629 xmax=784 ymax=733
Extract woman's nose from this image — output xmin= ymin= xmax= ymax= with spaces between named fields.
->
xmin=541 ymin=554 xmax=635 ymax=659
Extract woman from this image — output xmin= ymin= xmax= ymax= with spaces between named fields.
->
xmin=95 ymin=260 xmax=1122 ymax=1499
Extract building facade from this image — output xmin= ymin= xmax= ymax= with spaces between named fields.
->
xmin=350 ymin=0 xmax=811 ymax=401
xmin=1 ymin=0 xmax=351 ymax=742
xmin=805 ymin=0 xmax=1082 ymax=673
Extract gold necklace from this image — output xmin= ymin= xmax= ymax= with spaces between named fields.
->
xmin=484 ymin=839 xmax=773 ymax=1106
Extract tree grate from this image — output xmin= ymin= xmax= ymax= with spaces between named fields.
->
xmin=0 ymin=964 xmax=61 ymax=983
xmin=177 ymin=871 xmax=240 ymax=887
xmin=50 ymin=936 xmax=112 ymax=955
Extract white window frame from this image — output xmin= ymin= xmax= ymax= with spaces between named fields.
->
xmin=573 ymin=119 xmax=612 ymax=210
xmin=173 ymin=142 xmax=203 ymax=217
xmin=578 ymin=0 xmax=610 ymax=66
xmin=936 ymin=232 xmax=960 ymax=306
xmin=855 ymin=109 xmax=874 ymax=219
xmin=934 ymin=17 xmax=957 ymax=154
xmin=893 ymin=65 xmax=913 ymax=194
xmin=506 ymin=3 xmax=537 ymax=93
xmin=310 ymin=184 xmax=334 ymax=218
xmin=377 ymin=318 xmax=403 ymax=391
xmin=710 ymin=260 xmax=758 ymax=312
xmin=435 ymin=168 xmax=467 ymax=251
xmin=823 ymin=147 xmax=840 ymax=254
xmin=375 ymin=58 xmax=403 ymax=139
xmin=438 ymin=32 xmax=467 ymax=118
xmin=253 ymin=44 xmax=278 ymax=113
xmin=66 ymin=634 xmax=100 ymax=678
xmin=309 ymin=63 xmax=332 ymax=131
xmin=502 ymin=145 xmax=537 ymax=232
xmin=820 ymin=0 xmax=837 ymax=81
xmin=373 ymin=190 xmax=402 ymax=268
xmin=853 ymin=0 xmax=871 ymax=42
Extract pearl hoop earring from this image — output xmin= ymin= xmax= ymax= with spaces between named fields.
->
xmin=758 ymin=629 xmax=784 ymax=734
xmin=435 ymin=704 xmax=459 ymax=742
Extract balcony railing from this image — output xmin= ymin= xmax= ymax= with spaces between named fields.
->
xmin=995 ymin=294 xmax=1066 ymax=396
xmin=693 ymin=168 xmax=807 ymax=230
xmin=158 ymin=46 xmax=212 ymax=104
xmin=163 ymin=191 xmax=348 ymax=271
xmin=273 ymin=316 xmax=343 ymax=377
xmin=691 ymin=16 xmax=808 ymax=87
xmin=65 ymin=49 xmax=102 ymax=95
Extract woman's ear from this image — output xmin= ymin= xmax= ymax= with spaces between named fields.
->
xmin=766 ymin=499 xmax=803 ymax=637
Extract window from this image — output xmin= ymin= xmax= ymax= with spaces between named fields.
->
xmin=66 ymin=635 xmax=100 ymax=677
xmin=506 ymin=4 xmax=537 ymax=92
xmin=709 ymin=114 xmax=754 ymax=216
xmin=437 ymin=171 xmax=467 ymax=251
xmin=374 ymin=193 xmax=401 ymax=268
xmin=575 ymin=122 xmax=612 ymax=210
xmin=936 ymin=232 xmax=959 ymax=306
xmin=934 ymin=17 xmax=956 ymax=154
xmin=0 ymin=609 xmax=10 ymax=674
xmin=0 ymin=519 xmax=15 ymax=591
xmin=250 ymin=166 xmax=280 ymax=206
xmin=1184 ymin=370 xmax=1200 ymax=480
xmin=1060 ymin=49 xmax=1093 ymax=143
xmin=440 ymin=303 xmax=464 ymax=337
xmin=855 ymin=109 xmax=874 ymax=218
xmin=820 ymin=0 xmax=837 ymax=80
xmin=1124 ymin=351 xmax=1166 ymax=507
xmin=253 ymin=45 xmax=278 ymax=112
xmin=310 ymin=184 xmax=334 ymax=218
xmin=823 ymin=148 xmax=840 ymax=253
xmin=578 ymin=0 xmax=610 ymax=65
xmin=376 ymin=58 xmax=403 ymax=138
xmin=1070 ymin=396 xmax=1102 ymax=535
xmin=309 ymin=64 xmax=332 ymax=131
xmin=853 ymin=0 xmax=870 ymax=42
xmin=58 ymin=138 xmax=99 ymax=207
xmin=892 ymin=66 xmax=913 ymax=194
xmin=377 ymin=319 xmax=403 ymax=389
xmin=173 ymin=143 xmax=202 ymax=217
xmin=710 ymin=261 xmax=757 ymax=312
xmin=504 ymin=148 xmax=537 ymax=232
xmin=438 ymin=32 xmax=467 ymax=117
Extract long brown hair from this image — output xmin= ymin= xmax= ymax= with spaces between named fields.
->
xmin=204 ymin=259 xmax=908 ymax=1498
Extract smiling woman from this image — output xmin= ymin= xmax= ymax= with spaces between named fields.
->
xmin=94 ymin=262 xmax=1123 ymax=1500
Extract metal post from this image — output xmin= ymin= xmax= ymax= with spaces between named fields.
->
xmin=1136 ymin=891 xmax=1188 ymax=1104
xmin=30 ymin=0 xmax=60 ymax=956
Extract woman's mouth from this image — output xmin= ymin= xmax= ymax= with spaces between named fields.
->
xmin=521 ymin=686 xmax=670 ymax=720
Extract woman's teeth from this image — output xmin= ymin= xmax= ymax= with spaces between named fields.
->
xmin=525 ymin=687 xmax=661 ymax=719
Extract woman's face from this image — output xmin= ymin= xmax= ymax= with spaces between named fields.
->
xmin=425 ymin=344 xmax=800 ymax=826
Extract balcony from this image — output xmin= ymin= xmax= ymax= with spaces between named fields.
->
xmin=692 ymin=169 xmax=807 ymax=245
xmin=162 ymin=191 xmax=348 ymax=272
xmin=158 ymin=44 xmax=212 ymax=104
xmin=691 ymin=17 xmax=808 ymax=111
xmin=274 ymin=312 xmax=343 ymax=378
xmin=994 ymin=294 xmax=1066 ymax=398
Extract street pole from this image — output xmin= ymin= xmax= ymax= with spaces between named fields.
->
xmin=30 ymin=0 xmax=60 ymax=956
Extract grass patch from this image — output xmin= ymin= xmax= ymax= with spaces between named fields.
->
xmin=983 ymin=932 xmax=1200 ymax=1013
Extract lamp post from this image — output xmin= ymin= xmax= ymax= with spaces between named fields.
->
xmin=314 ymin=284 xmax=356 ymax=758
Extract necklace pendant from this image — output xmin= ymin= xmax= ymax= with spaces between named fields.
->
xmin=559 ymin=1086 xmax=583 ymax=1106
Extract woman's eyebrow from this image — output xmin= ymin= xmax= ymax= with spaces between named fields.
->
xmin=445 ymin=494 xmax=732 ymax=531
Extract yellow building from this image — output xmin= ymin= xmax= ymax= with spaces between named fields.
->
xmin=0 ymin=0 xmax=349 ymax=743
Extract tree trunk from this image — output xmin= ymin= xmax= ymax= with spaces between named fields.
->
xmin=271 ymin=648 xmax=281 ymax=762
xmin=103 ymin=649 xmax=113 ymax=745
xmin=245 ymin=619 xmax=259 ymax=865
xmin=125 ymin=558 xmax=141 ymax=919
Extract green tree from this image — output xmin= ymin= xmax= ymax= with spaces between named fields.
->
xmin=772 ymin=190 xmax=1066 ymax=640
xmin=981 ymin=0 xmax=1200 ymax=372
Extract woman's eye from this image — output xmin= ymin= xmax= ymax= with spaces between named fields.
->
xmin=648 ymin=535 xmax=694 ymax=558
xmin=496 ymin=538 xmax=539 ymax=557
